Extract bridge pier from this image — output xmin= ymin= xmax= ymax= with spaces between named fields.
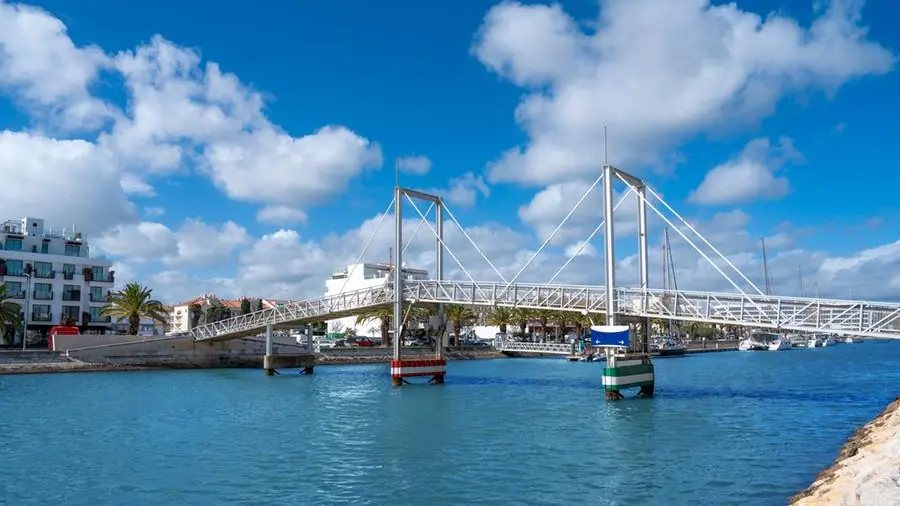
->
xmin=390 ymin=185 xmax=447 ymax=386
xmin=602 ymin=352 xmax=655 ymax=401
xmin=264 ymin=323 xmax=316 ymax=376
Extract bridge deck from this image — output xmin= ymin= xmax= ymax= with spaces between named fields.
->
xmin=190 ymin=280 xmax=900 ymax=341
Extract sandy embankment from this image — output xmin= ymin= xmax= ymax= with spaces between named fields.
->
xmin=790 ymin=397 xmax=900 ymax=506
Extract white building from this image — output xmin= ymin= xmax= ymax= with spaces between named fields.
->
xmin=324 ymin=263 xmax=428 ymax=338
xmin=0 ymin=217 xmax=115 ymax=339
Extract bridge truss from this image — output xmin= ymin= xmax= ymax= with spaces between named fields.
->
xmin=191 ymin=162 xmax=900 ymax=342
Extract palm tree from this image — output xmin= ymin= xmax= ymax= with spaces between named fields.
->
xmin=101 ymin=282 xmax=167 ymax=336
xmin=512 ymin=308 xmax=532 ymax=335
xmin=485 ymin=306 xmax=513 ymax=334
xmin=444 ymin=304 xmax=476 ymax=346
xmin=356 ymin=306 xmax=394 ymax=346
xmin=0 ymin=283 xmax=22 ymax=345
xmin=533 ymin=309 xmax=555 ymax=341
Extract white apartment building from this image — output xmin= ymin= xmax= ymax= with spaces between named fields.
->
xmin=0 ymin=217 xmax=114 ymax=339
xmin=324 ymin=263 xmax=428 ymax=337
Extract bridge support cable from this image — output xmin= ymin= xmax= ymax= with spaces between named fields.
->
xmin=507 ymin=186 xmax=635 ymax=309
xmin=546 ymin=187 xmax=634 ymax=285
xmin=499 ymin=173 xmax=606 ymax=298
xmin=617 ymin=177 xmax=769 ymax=317
xmin=401 ymin=201 xmax=435 ymax=256
xmin=335 ymin=196 xmax=397 ymax=297
xmin=440 ymin=202 xmax=509 ymax=284
xmin=643 ymin=185 xmax=765 ymax=297
xmin=404 ymin=195 xmax=491 ymax=300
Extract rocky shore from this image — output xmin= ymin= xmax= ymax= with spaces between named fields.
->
xmin=790 ymin=396 xmax=900 ymax=506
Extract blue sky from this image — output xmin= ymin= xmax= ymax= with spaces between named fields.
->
xmin=0 ymin=0 xmax=898 ymax=302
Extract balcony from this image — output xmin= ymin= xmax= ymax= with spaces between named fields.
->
xmin=34 ymin=270 xmax=55 ymax=279
xmin=31 ymin=313 xmax=51 ymax=322
xmin=32 ymin=291 xmax=53 ymax=301
xmin=62 ymin=291 xmax=82 ymax=301
xmin=6 ymin=290 xmax=25 ymax=299
xmin=90 ymin=293 xmax=110 ymax=303
xmin=63 ymin=272 xmax=75 ymax=280
xmin=90 ymin=316 xmax=112 ymax=323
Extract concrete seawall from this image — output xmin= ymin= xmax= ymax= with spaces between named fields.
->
xmin=0 ymin=335 xmax=505 ymax=375
xmin=790 ymin=396 xmax=900 ymax=506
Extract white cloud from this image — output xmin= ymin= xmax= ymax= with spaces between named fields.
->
xmin=424 ymin=172 xmax=491 ymax=208
xmin=473 ymin=0 xmax=894 ymax=185
xmin=690 ymin=137 xmax=802 ymax=205
xmin=0 ymin=1 xmax=114 ymax=130
xmin=0 ymin=130 xmax=137 ymax=234
xmin=256 ymin=205 xmax=308 ymax=225
xmin=518 ymin=179 xmax=641 ymax=245
xmin=144 ymin=206 xmax=165 ymax=217
xmin=0 ymin=11 xmax=384 ymax=238
xmin=96 ymin=219 xmax=250 ymax=268
xmin=120 ymin=173 xmax=156 ymax=196
xmin=397 ymin=155 xmax=432 ymax=175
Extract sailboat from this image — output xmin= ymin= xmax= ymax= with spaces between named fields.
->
xmin=654 ymin=228 xmax=687 ymax=356
xmin=739 ymin=238 xmax=791 ymax=352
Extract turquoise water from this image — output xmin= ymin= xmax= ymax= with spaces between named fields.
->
xmin=2 ymin=343 xmax=900 ymax=506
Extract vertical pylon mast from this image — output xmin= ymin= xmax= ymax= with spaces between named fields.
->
xmin=393 ymin=186 xmax=403 ymax=360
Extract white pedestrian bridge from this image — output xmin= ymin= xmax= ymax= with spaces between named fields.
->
xmin=190 ymin=280 xmax=900 ymax=342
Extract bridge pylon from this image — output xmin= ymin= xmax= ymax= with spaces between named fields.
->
xmin=600 ymin=162 xmax=654 ymax=400
xmin=390 ymin=185 xmax=447 ymax=385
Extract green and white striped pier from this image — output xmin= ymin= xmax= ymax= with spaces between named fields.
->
xmin=602 ymin=353 xmax=655 ymax=401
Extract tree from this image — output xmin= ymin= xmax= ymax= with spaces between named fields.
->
xmin=444 ymin=304 xmax=476 ymax=346
xmin=101 ymin=282 xmax=167 ymax=336
xmin=486 ymin=306 xmax=513 ymax=334
xmin=254 ymin=299 xmax=263 ymax=312
xmin=512 ymin=308 xmax=531 ymax=335
xmin=356 ymin=306 xmax=394 ymax=347
xmin=533 ymin=309 xmax=555 ymax=341
xmin=189 ymin=303 xmax=202 ymax=328
xmin=0 ymin=283 xmax=22 ymax=345
xmin=240 ymin=298 xmax=251 ymax=315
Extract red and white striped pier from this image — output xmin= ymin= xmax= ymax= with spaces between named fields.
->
xmin=390 ymin=358 xmax=446 ymax=385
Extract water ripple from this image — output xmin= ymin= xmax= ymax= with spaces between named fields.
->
xmin=2 ymin=342 xmax=899 ymax=505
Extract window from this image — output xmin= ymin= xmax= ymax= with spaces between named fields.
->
xmin=4 ymin=238 xmax=22 ymax=251
xmin=31 ymin=304 xmax=51 ymax=322
xmin=62 ymin=306 xmax=80 ymax=322
xmin=33 ymin=283 xmax=52 ymax=300
xmin=89 ymin=306 xmax=107 ymax=321
xmin=34 ymin=261 xmax=53 ymax=278
xmin=64 ymin=244 xmax=81 ymax=257
xmin=41 ymin=242 xmax=49 ymax=254
xmin=92 ymin=266 xmax=106 ymax=281
xmin=90 ymin=286 xmax=105 ymax=302
xmin=62 ymin=264 xmax=75 ymax=280
xmin=3 ymin=281 xmax=23 ymax=298
xmin=5 ymin=259 xmax=23 ymax=276
xmin=63 ymin=285 xmax=81 ymax=301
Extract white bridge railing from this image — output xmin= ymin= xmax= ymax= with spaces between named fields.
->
xmin=495 ymin=341 xmax=574 ymax=355
xmin=191 ymin=279 xmax=900 ymax=341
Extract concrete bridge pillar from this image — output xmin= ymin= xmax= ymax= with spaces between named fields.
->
xmin=263 ymin=323 xmax=316 ymax=376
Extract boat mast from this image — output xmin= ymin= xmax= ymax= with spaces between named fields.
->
xmin=662 ymin=228 xmax=679 ymax=337
xmin=760 ymin=237 xmax=772 ymax=296
xmin=797 ymin=265 xmax=805 ymax=297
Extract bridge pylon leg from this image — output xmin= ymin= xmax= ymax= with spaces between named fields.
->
xmin=263 ymin=323 xmax=317 ymax=376
xmin=389 ymin=185 xmax=448 ymax=386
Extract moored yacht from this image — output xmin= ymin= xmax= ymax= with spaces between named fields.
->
xmin=844 ymin=335 xmax=864 ymax=344
xmin=822 ymin=334 xmax=837 ymax=347
xmin=739 ymin=331 xmax=791 ymax=351
xmin=808 ymin=334 xmax=829 ymax=348
xmin=656 ymin=337 xmax=687 ymax=356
